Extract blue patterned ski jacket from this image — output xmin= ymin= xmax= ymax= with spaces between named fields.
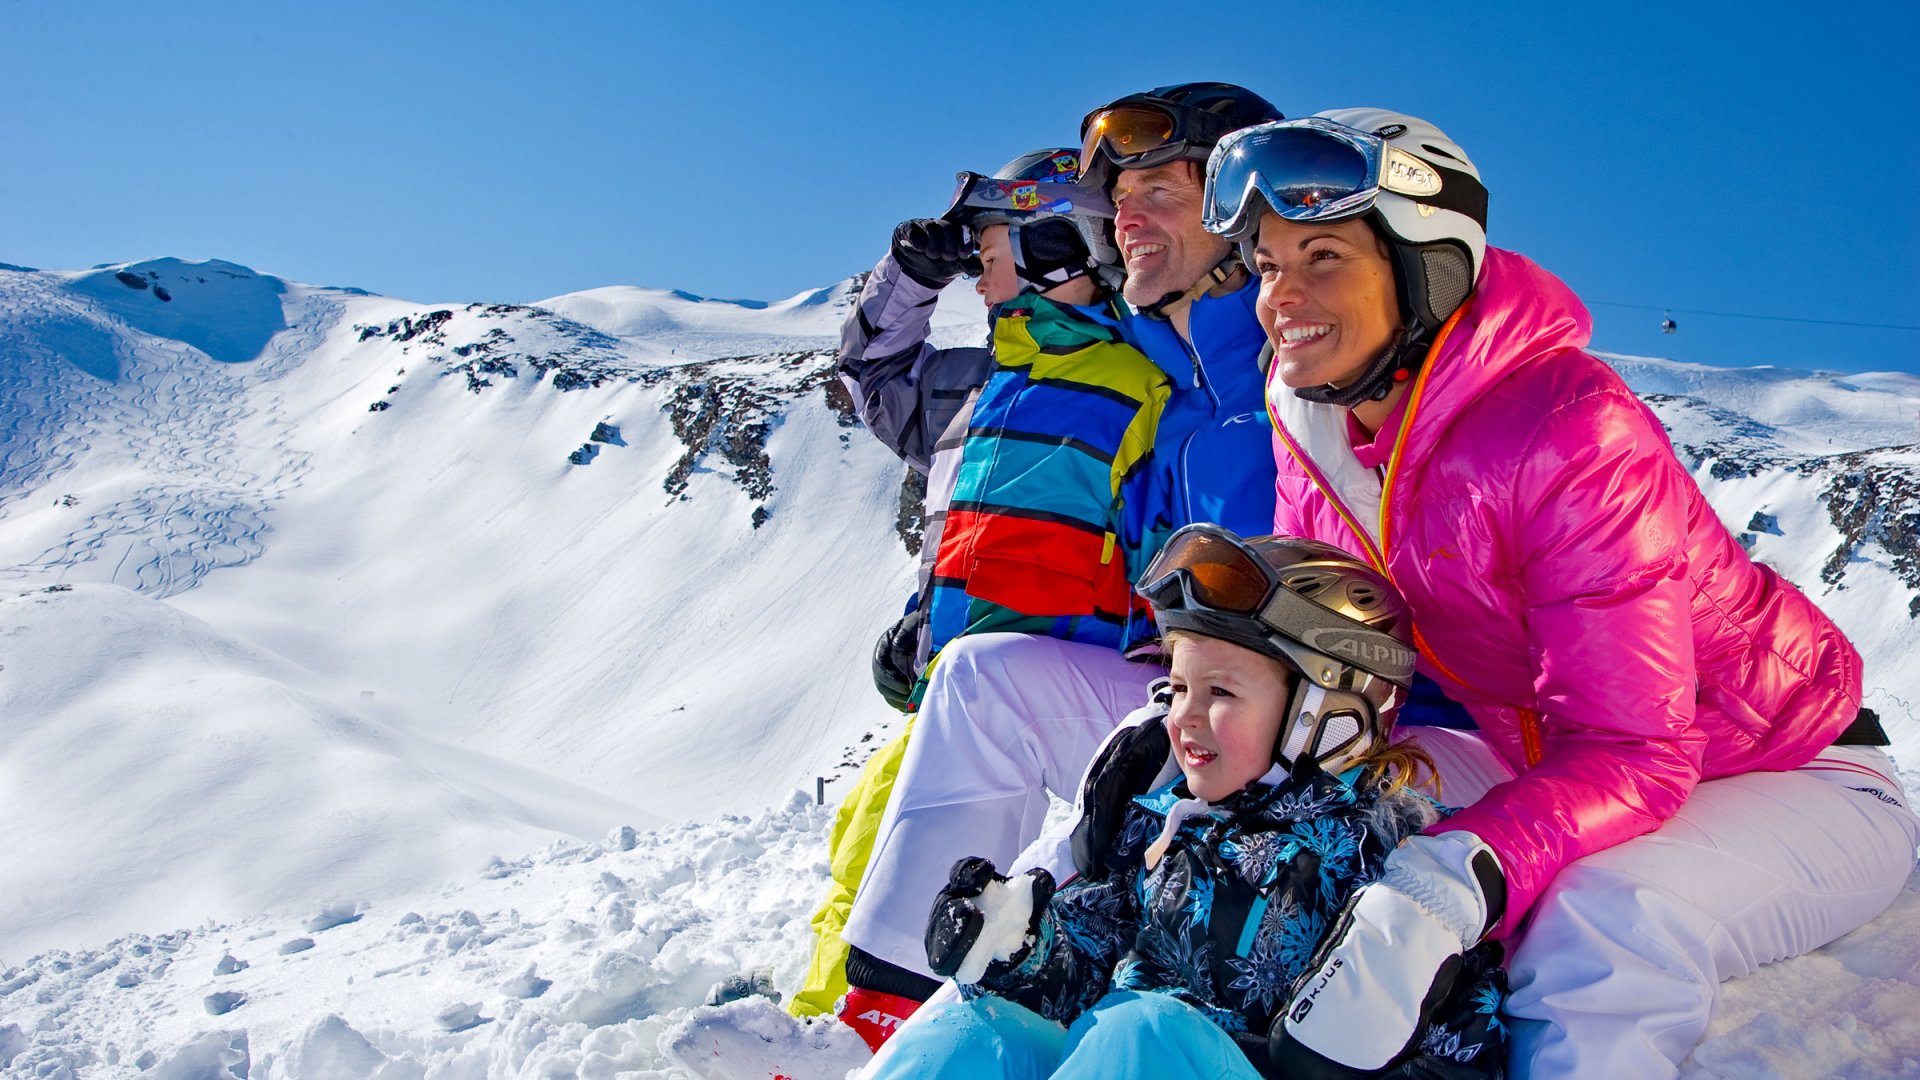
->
xmin=972 ymin=765 xmax=1509 ymax=1079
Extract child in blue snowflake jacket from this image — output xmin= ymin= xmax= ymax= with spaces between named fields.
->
xmin=867 ymin=529 xmax=1507 ymax=1080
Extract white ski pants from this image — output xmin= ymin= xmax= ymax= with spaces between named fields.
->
xmin=1407 ymin=731 xmax=1919 ymax=1078
xmin=839 ymin=633 xmax=1160 ymax=978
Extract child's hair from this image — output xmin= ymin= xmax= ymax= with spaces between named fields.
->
xmin=1163 ymin=629 xmax=1440 ymax=801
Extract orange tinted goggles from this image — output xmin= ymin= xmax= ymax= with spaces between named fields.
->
xmin=1079 ymin=104 xmax=1181 ymax=171
xmin=1137 ymin=524 xmax=1276 ymax=616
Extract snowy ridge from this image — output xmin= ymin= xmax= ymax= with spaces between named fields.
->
xmin=0 ymin=258 xmax=953 ymax=959
xmin=1 ymin=261 xmax=1917 ymax=1077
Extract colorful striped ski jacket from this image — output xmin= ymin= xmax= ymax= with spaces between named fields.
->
xmin=921 ymin=293 xmax=1172 ymax=659
xmin=835 ymin=253 xmax=993 ymax=475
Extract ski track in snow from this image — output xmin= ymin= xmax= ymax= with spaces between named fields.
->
xmin=0 ymin=270 xmax=325 ymax=598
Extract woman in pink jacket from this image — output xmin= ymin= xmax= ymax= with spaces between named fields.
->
xmin=1199 ymin=109 xmax=1918 ymax=1078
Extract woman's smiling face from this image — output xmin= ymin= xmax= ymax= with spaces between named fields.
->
xmin=1253 ymin=212 xmax=1401 ymax=394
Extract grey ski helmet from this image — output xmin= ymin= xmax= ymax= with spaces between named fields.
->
xmin=1139 ymin=525 xmax=1415 ymax=771
xmin=945 ymin=148 xmax=1122 ymax=295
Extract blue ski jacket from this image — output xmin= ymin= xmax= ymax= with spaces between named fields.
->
xmin=1119 ymin=282 xmax=1277 ymax=561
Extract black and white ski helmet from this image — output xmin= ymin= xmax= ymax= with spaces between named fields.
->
xmin=1078 ymin=82 xmax=1284 ymax=194
xmin=1314 ymin=108 xmax=1487 ymax=344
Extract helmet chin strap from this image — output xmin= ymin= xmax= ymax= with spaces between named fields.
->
xmin=1136 ymin=250 xmax=1240 ymax=322
xmin=1292 ymin=325 xmax=1425 ymax=408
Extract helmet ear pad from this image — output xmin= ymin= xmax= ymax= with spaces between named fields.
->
xmin=1009 ymin=217 xmax=1095 ymax=292
xmin=1275 ymin=680 xmax=1381 ymax=773
xmin=1383 ymin=232 xmax=1476 ymax=340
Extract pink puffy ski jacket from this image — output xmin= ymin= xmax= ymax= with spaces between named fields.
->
xmin=1266 ymin=246 xmax=1862 ymax=930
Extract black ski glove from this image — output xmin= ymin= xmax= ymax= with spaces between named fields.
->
xmin=870 ymin=608 xmax=924 ymax=712
xmin=925 ymin=856 xmax=1055 ymax=983
xmin=890 ymin=219 xmax=976 ymax=289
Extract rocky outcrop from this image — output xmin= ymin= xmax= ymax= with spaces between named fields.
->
xmin=1642 ymin=392 xmax=1920 ymax=615
xmin=1814 ymin=456 xmax=1920 ymax=613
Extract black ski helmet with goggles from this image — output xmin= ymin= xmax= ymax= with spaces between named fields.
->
xmin=1139 ymin=524 xmax=1416 ymax=772
xmin=1202 ymin=109 xmax=1488 ymax=407
xmin=1078 ymin=82 xmax=1284 ymax=196
xmin=944 ymin=148 xmax=1123 ymax=295
xmin=1078 ymin=83 xmax=1282 ymax=321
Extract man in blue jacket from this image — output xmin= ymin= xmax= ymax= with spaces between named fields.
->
xmin=830 ymin=84 xmax=1285 ymax=1042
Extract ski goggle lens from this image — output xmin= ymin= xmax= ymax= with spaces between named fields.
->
xmin=1203 ymin=121 xmax=1384 ymax=239
xmin=1080 ymin=105 xmax=1179 ymax=169
xmin=1139 ymin=528 xmax=1276 ymax=615
xmin=947 ymin=172 xmax=1080 ymax=219
xmin=1211 ymin=127 xmax=1372 ymax=217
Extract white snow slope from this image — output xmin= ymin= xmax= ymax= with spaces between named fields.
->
xmin=1 ymin=258 xmax=1917 ymax=1078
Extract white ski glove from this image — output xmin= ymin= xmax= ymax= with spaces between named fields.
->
xmin=1272 ymin=831 xmax=1507 ymax=1075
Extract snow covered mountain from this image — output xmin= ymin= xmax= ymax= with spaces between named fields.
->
xmin=2 ymin=258 xmax=1917 ymax=1078
xmin=0 ymin=257 xmax=994 ymax=960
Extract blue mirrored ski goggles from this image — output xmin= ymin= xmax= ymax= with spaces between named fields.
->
xmin=1201 ymin=118 xmax=1447 ymax=242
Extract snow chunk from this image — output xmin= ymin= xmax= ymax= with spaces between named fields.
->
xmin=268 ymin=1014 xmax=399 ymax=1079
xmin=704 ymin=968 xmax=780 ymax=1007
xmin=435 ymin=1001 xmax=488 ymax=1032
xmin=305 ymin=901 xmax=364 ymax=933
xmin=553 ymin=948 xmax=655 ymax=1027
xmin=203 ymin=990 xmax=247 ymax=1015
xmin=951 ymin=872 xmax=1039 ymax=985
xmin=500 ymin=964 xmax=552 ymax=999
xmin=279 ymin=937 xmax=315 ymax=955
xmin=213 ymin=952 xmax=248 ymax=975
xmin=148 ymin=1030 xmax=249 ymax=1080
xmin=660 ymin=997 xmax=870 ymax=1080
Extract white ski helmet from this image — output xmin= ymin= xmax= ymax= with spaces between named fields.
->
xmin=1202 ymin=108 xmax=1488 ymax=405
xmin=1315 ymin=107 xmax=1486 ymax=337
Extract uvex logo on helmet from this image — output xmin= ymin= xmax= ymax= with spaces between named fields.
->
xmin=1382 ymin=149 xmax=1441 ymax=197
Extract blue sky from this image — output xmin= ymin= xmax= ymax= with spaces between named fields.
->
xmin=3 ymin=1 xmax=1915 ymax=374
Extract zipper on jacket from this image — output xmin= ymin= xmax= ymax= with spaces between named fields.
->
xmin=1268 ymin=302 xmax=1544 ymax=766
xmin=1180 ymin=330 xmax=1221 ymax=409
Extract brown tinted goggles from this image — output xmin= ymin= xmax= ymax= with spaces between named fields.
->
xmin=1138 ymin=525 xmax=1276 ymax=615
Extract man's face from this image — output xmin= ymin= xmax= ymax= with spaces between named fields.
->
xmin=974 ymin=224 xmax=1021 ymax=307
xmin=1111 ymin=161 xmax=1233 ymax=309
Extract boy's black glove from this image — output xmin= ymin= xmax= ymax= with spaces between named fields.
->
xmin=891 ymin=219 xmax=977 ymax=288
xmin=924 ymin=856 xmax=1055 ymax=984
xmin=1069 ymin=680 xmax=1173 ymax=878
xmin=869 ymin=609 xmax=924 ymax=712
